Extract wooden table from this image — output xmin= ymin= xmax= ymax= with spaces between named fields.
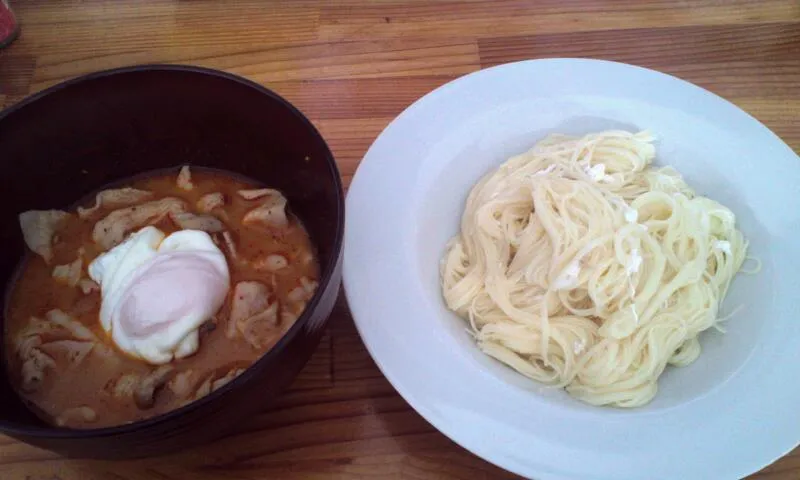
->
xmin=0 ymin=1 xmax=798 ymax=478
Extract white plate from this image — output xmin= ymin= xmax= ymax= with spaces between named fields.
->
xmin=343 ymin=58 xmax=800 ymax=480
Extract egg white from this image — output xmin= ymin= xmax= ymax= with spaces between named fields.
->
xmin=89 ymin=226 xmax=229 ymax=364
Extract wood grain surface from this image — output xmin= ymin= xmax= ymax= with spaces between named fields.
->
xmin=0 ymin=1 xmax=798 ymax=479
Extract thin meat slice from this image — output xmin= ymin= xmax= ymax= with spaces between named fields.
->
xmin=71 ymin=292 xmax=100 ymax=317
xmin=298 ymin=250 xmax=314 ymax=267
xmin=177 ymin=166 xmax=194 ymax=191
xmin=52 ymin=257 xmax=83 ymax=287
xmin=39 ymin=340 xmax=95 ymax=367
xmin=93 ymin=197 xmax=187 ymax=250
xmin=227 ymin=281 xmax=270 ymax=338
xmin=19 ymin=210 xmax=71 ymax=264
xmin=16 ymin=335 xmax=42 ymax=359
xmin=18 ymin=311 xmax=96 ymax=343
xmin=197 ymin=192 xmax=225 ymax=213
xmin=286 ymin=277 xmax=319 ymax=317
xmin=237 ymin=188 xmax=280 ymax=200
xmin=105 ymin=373 xmax=139 ymax=399
xmin=170 ymin=212 xmax=225 ymax=233
xmin=55 ymin=406 xmax=96 ymax=427
xmin=15 ymin=311 xmax=104 ymax=380
xmin=288 ymin=276 xmax=319 ymax=304
xmin=78 ymin=278 xmax=100 ymax=295
xmin=281 ymin=310 xmax=298 ymax=326
xmin=167 ymin=370 xmax=195 ymax=399
xmin=18 ymin=317 xmax=66 ymax=340
xmin=240 ymin=303 xmax=279 ymax=349
xmin=227 ymin=281 xmax=281 ymax=349
xmin=242 ymin=191 xmax=289 ymax=228
xmin=253 ymin=254 xmax=288 ymax=272
xmin=20 ymin=347 xmax=55 ymax=393
xmin=77 ymin=188 xmax=153 ymax=219
xmin=45 ymin=309 xmax=97 ymax=341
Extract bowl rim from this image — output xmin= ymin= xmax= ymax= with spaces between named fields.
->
xmin=0 ymin=64 xmax=345 ymax=438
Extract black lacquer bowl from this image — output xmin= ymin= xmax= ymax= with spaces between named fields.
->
xmin=0 ymin=65 xmax=344 ymax=459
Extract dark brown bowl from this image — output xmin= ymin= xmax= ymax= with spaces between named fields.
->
xmin=0 ymin=65 xmax=344 ymax=459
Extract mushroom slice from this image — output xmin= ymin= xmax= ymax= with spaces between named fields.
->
xmin=52 ymin=257 xmax=83 ymax=287
xmin=105 ymin=373 xmax=140 ymax=399
xmin=242 ymin=191 xmax=288 ymax=228
xmin=212 ymin=368 xmax=245 ymax=392
xmin=19 ymin=210 xmax=71 ymax=264
xmin=177 ymin=165 xmax=194 ymax=191
xmin=167 ymin=370 xmax=195 ymax=399
xmin=220 ymin=231 xmax=240 ymax=262
xmin=170 ymin=212 xmax=225 ymax=233
xmin=55 ymin=406 xmax=97 ymax=427
xmin=93 ymin=197 xmax=187 ymax=250
xmin=77 ymin=188 xmax=153 ymax=219
xmin=237 ymin=188 xmax=280 ymax=200
xmin=197 ymin=192 xmax=225 ymax=213
xmin=134 ymin=365 xmax=174 ymax=409
xmin=16 ymin=334 xmax=42 ymax=359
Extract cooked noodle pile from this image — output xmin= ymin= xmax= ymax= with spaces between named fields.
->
xmin=440 ymin=130 xmax=748 ymax=407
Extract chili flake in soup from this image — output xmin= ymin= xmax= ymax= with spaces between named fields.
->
xmin=4 ymin=167 xmax=319 ymax=428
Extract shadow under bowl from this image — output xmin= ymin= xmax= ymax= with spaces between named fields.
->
xmin=0 ymin=65 xmax=344 ymax=459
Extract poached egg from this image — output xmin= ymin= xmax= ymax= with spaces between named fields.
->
xmin=88 ymin=226 xmax=229 ymax=364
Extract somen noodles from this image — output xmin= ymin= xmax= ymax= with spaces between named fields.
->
xmin=440 ymin=130 xmax=749 ymax=407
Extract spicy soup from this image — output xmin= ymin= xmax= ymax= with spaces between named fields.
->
xmin=4 ymin=167 xmax=318 ymax=428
